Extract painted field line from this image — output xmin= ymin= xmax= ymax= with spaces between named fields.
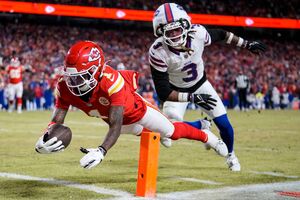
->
xmin=250 ymin=171 xmax=299 ymax=179
xmin=0 ymin=172 xmax=132 ymax=198
xmin=158 ymin=181 xmax=300 ymax=200
xmin=171 ymin=176 xmax=223 ymax=185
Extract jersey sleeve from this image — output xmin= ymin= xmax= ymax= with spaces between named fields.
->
xmin=149 ymin=42 xmax=168 ymax=72
xmin=54 ymin=80 xmax=70 ymax=110
xmin=192 ymin=24 xmax=211 ymax=47
xmin=101 ymin=71 xmax=126 ymax=106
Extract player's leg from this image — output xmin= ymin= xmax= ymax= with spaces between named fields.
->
xmin=16 ymin=82 xmax=23 ymax=114
xmin=163 ymin=101 xmax=188 ymax=121
xmin=195 ymin=81 xmax=240 ymax=171
xmin=138 ymin=105 xmax=228 ymax=156
xmin=162 ymin=101 xmax=188 ymax=147
xmin=7 ymin=84 xmax=15 ymax=113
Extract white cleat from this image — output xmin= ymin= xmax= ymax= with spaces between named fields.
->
xmin=204 ymin=129 xmax=228 ymax=157
xmin=200 ymin=118 xmax=212 ymax=130
xmin=201 ymin=118 xmax=212 ymax=150
xmin=226 ymin=152 xmax=241 ymax=171
xmin=160 ymin=137 xmax=172 ymax=148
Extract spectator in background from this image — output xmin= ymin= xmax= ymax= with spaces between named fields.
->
xmin=272 ymin=85 xmax=280 ymax=110
xmin=34 ymin=84 xmax=43 ymax=110
xmin=280 ymin=88 xmax=289 ymax=109
xmin=255 ymin=90 xmax=265 ymax=113
xmin=235 ymin=69 xmax=250 ymax=111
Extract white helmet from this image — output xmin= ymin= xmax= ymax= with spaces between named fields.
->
xmin=153 ymin=3 xmax=191 ymax=47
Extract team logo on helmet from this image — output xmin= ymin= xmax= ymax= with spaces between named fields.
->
xmin=88 ymin=47 xmax=101 ymax=62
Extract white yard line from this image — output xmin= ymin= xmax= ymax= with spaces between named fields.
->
xmin=0 ymin=172 xmax=132 ymax=198
xmin=170 ymin=176 xmax=223 ymax=185
xmin=250 ymin=171 xmax=299 ymax=179
xmin=157 ymin=181 xmax=300 ymax=200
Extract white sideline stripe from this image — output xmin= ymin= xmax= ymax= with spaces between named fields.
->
xmin=250 ymin=171 xmax=299 ymax=179
xmin=171 ymin=176 xmax=223 ymax=185
xmin=0 ymin=172 xmax=132 ymax=197
xmin=157 ymin=181 xmax=300 ymax=200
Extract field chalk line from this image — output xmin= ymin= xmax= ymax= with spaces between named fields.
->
xmin=0 ymin=172 xmax=132 ymax=197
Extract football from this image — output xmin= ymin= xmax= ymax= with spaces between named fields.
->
xmin=43 ymin=124 xmax=72 ymax=148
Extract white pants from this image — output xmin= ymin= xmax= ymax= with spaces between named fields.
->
xmin=121 ymin=105 xmax=174 ymax=138
xmin=163 ymin=80 xmax=226 ymax=120
xmin=7 ymin=82 xmax=23 ymax=101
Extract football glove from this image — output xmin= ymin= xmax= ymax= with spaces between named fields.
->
xmin=245 ymin=41 xmax=267 ymax=55
xmin=190 ymin=94 xmax=217 ymax=110
xmin=35 ymin=135 xmax=64 ymax=154
xmin=80 ymin=146 xmax=107 ymax=169
xmin=35 ymin=122 xmax=65 ymax=154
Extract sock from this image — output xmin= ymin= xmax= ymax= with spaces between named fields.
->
xmin=171 ymin=122 xmax=208 ymax=142
xmin=183 ymin=120 xmax=202 ymax=129
xmin=213 ymin=114 xmax=234 ymax=153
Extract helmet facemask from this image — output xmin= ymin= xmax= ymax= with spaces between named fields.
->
xmin=64 ymin=65 xmax=99 ymax=96
xmin=163 ymin=19 xmax=190 ymax=48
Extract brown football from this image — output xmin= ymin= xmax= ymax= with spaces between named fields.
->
xmin=43 ymin=124 xmax=72 ymax=148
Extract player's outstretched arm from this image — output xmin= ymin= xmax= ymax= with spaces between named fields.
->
xmin=80 ymin=106 xmax=124 ymax=169
xmin=35 ymin=108 xmax=68 ymax=154
xmin=207 ymin=29 xmax=267 ymax=55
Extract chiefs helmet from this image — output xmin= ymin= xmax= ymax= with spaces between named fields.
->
xmin=10 ymin=57 xmax=20 ymax=67
xmin=64 ymin=41 xmax=105 ymax=96
xmin=153 ymin=3 xmax=191 ymax=47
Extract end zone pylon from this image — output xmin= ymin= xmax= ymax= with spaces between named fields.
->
xmin=136 ymin=131 xmax=160 ymax=197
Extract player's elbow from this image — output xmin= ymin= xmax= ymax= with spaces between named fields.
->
xmin=156 ymin=89 xmax=172 ymax=102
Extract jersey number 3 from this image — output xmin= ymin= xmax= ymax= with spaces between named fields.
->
xmin=181 ymin=63 xmax=198 ymax=82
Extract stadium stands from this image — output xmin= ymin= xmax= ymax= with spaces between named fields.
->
xmin=0 ymin=22 xmax=299 ymax=110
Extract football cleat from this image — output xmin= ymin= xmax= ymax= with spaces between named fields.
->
xmin=204 ymin=129 xmax=228 ymax=157
xmin=226 ymin=152 xmax=241 ymax=171
xmin=160 ymin=137 xmax=172 ymax=148
xmin=200 ymin=117 xmax=212 ymax=130
xmin=201 ymin=118 xmax=212 ymax=150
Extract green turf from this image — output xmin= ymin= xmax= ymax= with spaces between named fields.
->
xmin=0 ymin=110 xmax=299 ymax=199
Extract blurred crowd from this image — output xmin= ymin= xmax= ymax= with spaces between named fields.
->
xmin=0 ymin=23 xmax=299 ymax=111
xmin=13 ymin=0 xmax=300 ymax=19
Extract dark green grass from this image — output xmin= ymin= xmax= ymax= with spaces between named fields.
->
xmin=0 ymin=110 xmax=299 ymax=199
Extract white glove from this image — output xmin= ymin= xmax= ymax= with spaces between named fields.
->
xmin=35 ymin=135 xmax=65 ymax=154
xmin=80 ymin=147 xmax=106 ymax=169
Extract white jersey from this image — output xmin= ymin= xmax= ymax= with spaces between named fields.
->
xmin=149 ymin=24 xmax=211 ymax=89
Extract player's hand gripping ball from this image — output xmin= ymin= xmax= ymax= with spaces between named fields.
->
xmin=35 ymin=124 xmax=72 ymax=154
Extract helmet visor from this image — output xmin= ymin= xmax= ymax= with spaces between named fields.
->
xmin=163 ymin=22 xmax=186 ymax=47
xmin=64 ymin=65 xmax=98 ymax=96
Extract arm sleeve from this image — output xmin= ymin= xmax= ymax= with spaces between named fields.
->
xmin=54 ymin=84 xmax=70 ymax=110
xmin=207 ymin=29 xmax=227 ymax=43
xmin=150 ymin=65 xmax=173 ymax=102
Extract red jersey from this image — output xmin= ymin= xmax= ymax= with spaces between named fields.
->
xmin=6 ymin=65 xmax=23 ymax=84
xmin=55 ymin=66 xmax=147 ymax=125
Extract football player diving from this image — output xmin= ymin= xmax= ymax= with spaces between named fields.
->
xmin=149 ymin=3 xmax=267 ymax=171
xmin=34 ymin=41 xmax=228 ymax=169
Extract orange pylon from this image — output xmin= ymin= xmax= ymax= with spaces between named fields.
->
xmin=136 ymin=131 xmax=160 ymax=197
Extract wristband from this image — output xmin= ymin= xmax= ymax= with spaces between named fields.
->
xmin=98 ymin=146 xmax=107 ymax=156
xmin=178 ymin=92 xmax=189 ymax=102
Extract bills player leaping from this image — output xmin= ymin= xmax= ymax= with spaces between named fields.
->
xmin=6 ymin=57 xmax=24 ymax=113
xmin=149 ymin=3 xmax=267 ymax=171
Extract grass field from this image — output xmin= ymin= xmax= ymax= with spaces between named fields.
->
xmin=0 ymin=110 xmax=300 ymax=199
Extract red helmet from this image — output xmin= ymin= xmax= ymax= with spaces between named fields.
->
xmin=64 ymin=41 xmax=105 ymax=96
